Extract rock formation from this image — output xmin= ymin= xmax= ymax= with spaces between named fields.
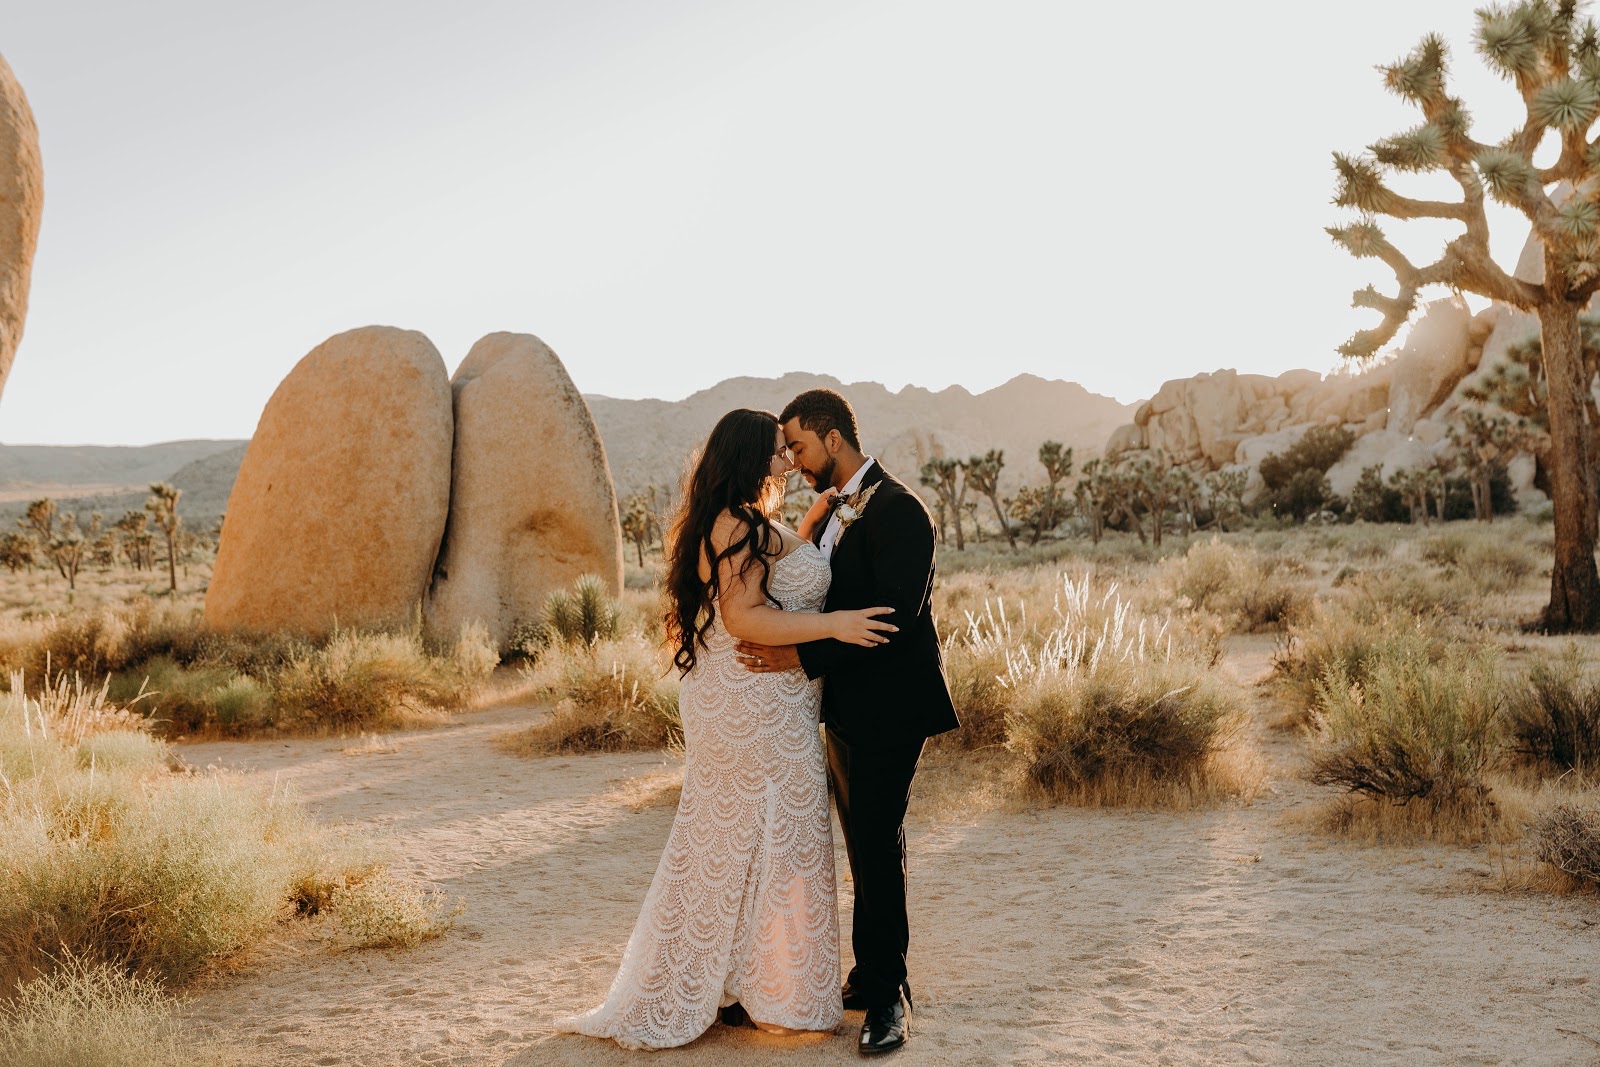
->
xmin=425 ymin=332 xmax=622 ymax=651
xmin=204 ymin=327 xmax=453 ymax=635
xmin=1102 ymin=296 xmax=1499 ymax=498
xmin=0 ymin=53 xmax=43 ymax=404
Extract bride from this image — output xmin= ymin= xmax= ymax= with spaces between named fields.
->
xmin=554 ymin=408 xmax=895 ymax=1050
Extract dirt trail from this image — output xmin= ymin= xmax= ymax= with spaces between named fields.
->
xmin=176 ymin=640 xmax=1600 ymax=1066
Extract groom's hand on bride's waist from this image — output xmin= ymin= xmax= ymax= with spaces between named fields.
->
xmin=734 ymin=641 xmax=799 ymax=673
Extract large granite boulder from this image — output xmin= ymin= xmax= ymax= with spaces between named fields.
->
xmin=1385 ymin=297 xmax=1475 ymax=434
xmin=425 ymin=332 xmax=622 ymax=651
xmin=0 ymin=54 xmax=42 ymax=404
xmin=205 ymin=327 xmax=453 ymax=634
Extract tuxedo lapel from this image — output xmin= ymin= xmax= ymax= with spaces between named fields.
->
xmin=828 ymin=464 xmax=892 ymax=567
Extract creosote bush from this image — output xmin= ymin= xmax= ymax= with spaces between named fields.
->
xmin=1152 ymin=536 xmax=1313 ymax=633
xmin=1307 ymin=644 xmax=1505 ymax=838
xmin=1507 ymin=645 xmax=1600 ymax=773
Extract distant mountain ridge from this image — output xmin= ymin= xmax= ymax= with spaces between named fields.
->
xmin=0 ymin=374 xmax=1133 ymax=525
xmin=588 ymin=372 xmax=1134 ymax=501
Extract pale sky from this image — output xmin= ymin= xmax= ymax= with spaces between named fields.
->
xmin=0 ymin=0 xmax=1555 ymax=445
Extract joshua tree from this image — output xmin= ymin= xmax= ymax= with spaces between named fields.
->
xmin=1450 ymin=407 xmax=1537 ymax=519
xmin=49 ymin=513 xmax=85 ymax=590
xmin=1204 ymin=468 xmax=1249 ymax=531
xmin=145 ymin=482 xmax=181 ymax=594
xmin=1005 ymin=485 xmax=1052 ymax=545
xmin=620 ymin=493 xmax=653 ymax=567
xmin=1037 ymin=441 xmax=1074 ymax=530
xmin=1328 ymin=2 xmax=1600 ymax=628
xmin=0 ymin=531 xmax=33 ymax=573
xmin=919 ymin=457 xmax=967 ymax=550
xmin=1125 ymin=452 xmax=1180 ymax=547
xmin=1074 ymin=459 xmax=1116 ymax=543
xmin=19 ymin=497 xmax=55 ymax=548
xmin=114 ymin=510 xmax=153 ymax=570
xmin=1388 ymin=467 xmax=1433 ymax=524
xmin=964 ymin=450 xmax=1015 ymax=550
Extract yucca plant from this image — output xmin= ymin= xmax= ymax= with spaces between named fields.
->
xmin=541 ymin=574 xmax=621 ymax=646
xmin=1329 ymin=1 xmax=1600 ymax=630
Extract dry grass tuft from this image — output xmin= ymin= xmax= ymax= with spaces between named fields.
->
xmin=494 ymin=636 xmax=681 ymax=756
xmin=995 ymin=572 xmax=1257 ymax=807
xmin=0 ymin=674 xmax=414 ymax=996
xmin=0 ymin=952 xmax=239 ymax=1067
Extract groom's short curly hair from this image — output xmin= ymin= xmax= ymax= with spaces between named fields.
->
xmin=779 ymin=388 xmax=861 ymax=451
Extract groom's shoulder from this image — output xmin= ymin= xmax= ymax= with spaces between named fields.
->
xmin=872 ymin=470 xmax=934 ymax=526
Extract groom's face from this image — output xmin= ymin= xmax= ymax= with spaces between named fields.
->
xmin=782 ymin=418 xmax=839 ymax=492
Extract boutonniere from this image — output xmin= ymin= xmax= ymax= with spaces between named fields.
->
xmin=833 ymin=482 xmax=881 ymax=544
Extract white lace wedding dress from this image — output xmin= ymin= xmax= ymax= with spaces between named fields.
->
xmin=554 ymin=542 xmax=842 ymax=1049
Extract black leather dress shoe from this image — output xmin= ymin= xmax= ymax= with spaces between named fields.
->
xmin=719 ymin=1002 xmax=754 ymax=1028
xmin=857 ymin=992 xmax=909 ymax=1055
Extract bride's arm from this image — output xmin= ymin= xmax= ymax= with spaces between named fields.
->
xmin=795 ymin=487 xmax=838 ymax=542
xmin=709 ymin=512 xmax=895 ymax=648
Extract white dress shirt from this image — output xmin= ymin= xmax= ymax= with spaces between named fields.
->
xmin=818 ymin=456 xmax=876 ymax=560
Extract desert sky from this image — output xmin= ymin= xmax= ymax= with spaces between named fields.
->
xmin=0 ymin=0 xmax=1556 ymax=444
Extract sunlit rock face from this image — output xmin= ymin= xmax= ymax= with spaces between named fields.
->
xmin=424 ymin=332 xmax=622 ymax=652
xmin=0 ymin=53 xmax=42 ymax=405
xmin=205 ymin=327 xmax=454 ymax=636
xmin=1102 ymin=296 xmax=1503 ymax=501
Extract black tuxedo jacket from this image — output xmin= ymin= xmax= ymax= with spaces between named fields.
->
xmin=797 ymin=463 xmax=960 ymax=748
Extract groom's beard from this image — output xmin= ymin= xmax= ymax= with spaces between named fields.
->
xmin=805 ymin=455 xmax=837 ymax=493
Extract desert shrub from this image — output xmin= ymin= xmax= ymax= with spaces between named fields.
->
xmin=1348 ymin=465 xmax=1409 ymax=523
xmin=268 ymin=628 xmax=466 ymax=731
xmin=1529 ymin=804 xmax=1600 ymax=887
xmin=1152 ymin=537 xmax=1312 ymax=632
xmin=999 ymin=573 xmax=1247 ymax=805
xmin=0 ymin=673 xmax=387 ymax=992
xmin=1506 ymin=646 xmax=1600 ymax=773
xmin=1256 ymin=426 xmax=1356 ymax=521
xmin=1420 ymin=530 xmax=1537 ymax=593
xmin=450 ymin=621 xmax=500 ymax=679
xmin=1306 ymin=644 xmax=1504 ymax=828
xmin=1338 ymin=563 xmax=1483 ymax=618
xmin=330 ymin=876 xmax=465 ymax=950
xmin=4 ymin=600 xmax=207 ymax=682
xmin=0 ymin=952 xmax=238 ymax=1067
xmin=1273 ymin=608 xmax=1458 ymax=712
xmin=498 ymin=635 xmax=681 ymax=755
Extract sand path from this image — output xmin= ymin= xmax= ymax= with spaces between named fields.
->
xmin=175 ymin=639 xmax=1600 ymax=1066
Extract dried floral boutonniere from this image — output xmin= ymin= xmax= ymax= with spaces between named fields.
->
xmin=833 ymin=482 xmax=881 ymax=546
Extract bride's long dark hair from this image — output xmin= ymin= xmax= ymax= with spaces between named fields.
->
xmin=665 ymin=408 xmax=787 ymax=677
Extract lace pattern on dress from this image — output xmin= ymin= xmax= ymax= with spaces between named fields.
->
xmin=553 ymin=543 xmax=841 ymax=1049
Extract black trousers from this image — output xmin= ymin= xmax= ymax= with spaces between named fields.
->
xmin=825 ymin=726 xmax=925 ymax=1009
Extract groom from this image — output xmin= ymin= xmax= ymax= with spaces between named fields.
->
xmin=736 ymin=387 xmax=959 ymax=1055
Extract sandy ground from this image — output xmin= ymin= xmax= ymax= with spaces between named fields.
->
xmin=173 ymin=638 xmax=1600 ymax=1067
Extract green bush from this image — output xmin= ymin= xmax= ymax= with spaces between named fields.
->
xmin=1307 ymin=644 xmax=1503 ymax=812
xmin=1507 ymin=646 xmax=1600 ymax=772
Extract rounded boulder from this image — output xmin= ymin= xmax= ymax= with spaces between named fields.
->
xmin=205 ymin=326 xmax=453 ymax=635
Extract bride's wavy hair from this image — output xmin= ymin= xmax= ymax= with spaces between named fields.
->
xmin=665 ymin=408 xmax=787 ymax=677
